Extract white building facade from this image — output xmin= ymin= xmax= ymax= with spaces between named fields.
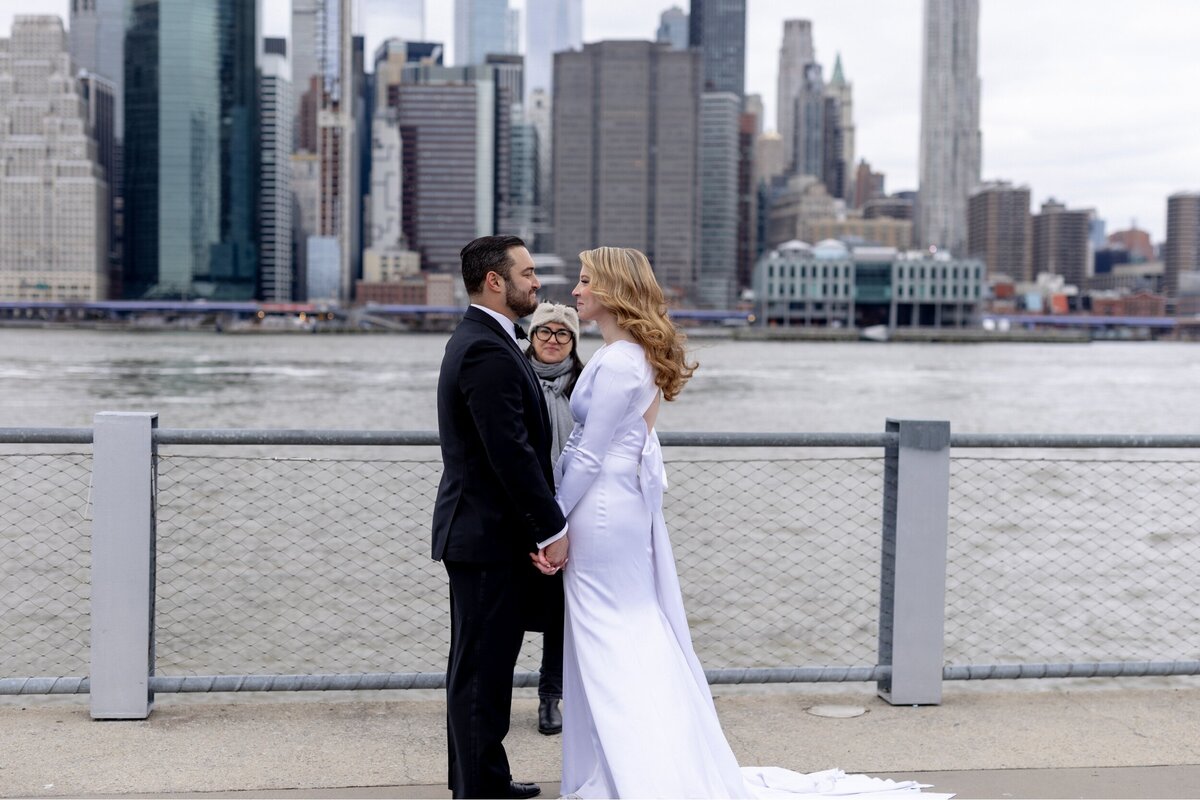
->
xmin=0 ymin=16 xmax=107 ymax=301
xmin=755 ymin=239 xmax=983 ymax=328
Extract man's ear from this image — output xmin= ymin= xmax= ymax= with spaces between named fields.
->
xmin=484 ymin=270 xmax=503 ymax=293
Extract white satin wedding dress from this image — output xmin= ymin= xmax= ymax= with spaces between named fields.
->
xmin=553 ymin=340 xmax=948 ymax=799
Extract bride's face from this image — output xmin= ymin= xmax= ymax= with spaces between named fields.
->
xmin=573 ymin=265 xmax=609 ymax=324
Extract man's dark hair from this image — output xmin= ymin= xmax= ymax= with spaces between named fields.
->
xmin=460 ymin=235 xmax=526 ymax=295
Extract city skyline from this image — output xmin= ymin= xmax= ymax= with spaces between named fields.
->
xmin=3 ymin=0 xmax=1198 ymax=243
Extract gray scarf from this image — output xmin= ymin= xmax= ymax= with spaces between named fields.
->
xmin=529 ymin=356 xmax=576 ymax=467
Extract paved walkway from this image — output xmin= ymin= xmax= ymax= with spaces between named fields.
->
xmin=2 ymin=683 xmax=1199 ymax=798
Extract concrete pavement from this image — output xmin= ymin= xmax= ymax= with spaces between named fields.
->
xmin=2 ymin=683 xmax=1199 ymax=798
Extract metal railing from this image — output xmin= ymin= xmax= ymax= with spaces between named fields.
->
xmin=2 ymin=415 xmax=1199 ymax=718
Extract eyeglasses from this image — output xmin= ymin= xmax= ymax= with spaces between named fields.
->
xmin=533 ymin=327 xmax=574 ymax=344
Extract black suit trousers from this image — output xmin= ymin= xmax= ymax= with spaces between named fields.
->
xmin=444 ymin=559 xmax=528 ymax=799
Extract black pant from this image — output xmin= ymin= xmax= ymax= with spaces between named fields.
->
xmin=539 ymin=623 xmax=563 ymax=699
xmin=444 ymin=559 xmax=527 ymax=799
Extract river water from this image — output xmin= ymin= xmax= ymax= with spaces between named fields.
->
xmin=1 ymin=329 xmax=1197 ymax=697
xmin=2 ymin=328 xmax=1200 ymax=432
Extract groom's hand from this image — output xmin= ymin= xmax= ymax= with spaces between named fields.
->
xmin=545 ymin=535 xmax=569 ymax=569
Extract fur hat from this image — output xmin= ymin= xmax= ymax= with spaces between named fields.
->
xmin=529 ymin=302 xmax=580 ymax=341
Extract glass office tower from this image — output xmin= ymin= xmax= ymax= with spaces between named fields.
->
xmin=123 ymin=0 xmax=259 ymax=299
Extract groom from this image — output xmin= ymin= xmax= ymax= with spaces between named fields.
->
xmin=432 ymin=235 xmax=569 ymax=799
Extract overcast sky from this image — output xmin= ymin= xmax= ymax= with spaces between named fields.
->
xmin=5 ymin=0 xmax=1198 ymax=241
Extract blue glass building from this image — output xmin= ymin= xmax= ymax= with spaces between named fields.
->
xmin=123 ymin=0 xmax=259 ymax=299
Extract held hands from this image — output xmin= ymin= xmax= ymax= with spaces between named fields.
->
xmin=531 ymin=535 xmax=569 ymax=575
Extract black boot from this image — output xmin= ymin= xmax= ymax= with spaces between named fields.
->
xmin=538 ymin=697 xmax=562 ymax=735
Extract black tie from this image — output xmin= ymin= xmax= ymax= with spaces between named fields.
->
xmin=514 ymin=323 xmax=528 ymax=341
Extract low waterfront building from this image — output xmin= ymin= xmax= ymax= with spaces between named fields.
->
xmin=1088 ymin=261 xmax=1164 ymax=295
xmin=754 ymin=239 xmax=983 ymax=328
xmin=356 ymin=271 xmax=454 ymax=305
xmin=1091 ymin=290 xmax=1167 ymax=318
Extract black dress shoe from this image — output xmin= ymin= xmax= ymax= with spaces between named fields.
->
xmin=537 ymin=697 xmax=562 ymax=735
xmin=504 ymin=780 xmax=541 ymax=799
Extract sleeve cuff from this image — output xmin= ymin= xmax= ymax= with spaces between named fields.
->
xmin=537 ymin=523 xmax=568 ymax=550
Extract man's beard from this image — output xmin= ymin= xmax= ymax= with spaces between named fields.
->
xmin=505 ymin=277 xmax=538 ymax=318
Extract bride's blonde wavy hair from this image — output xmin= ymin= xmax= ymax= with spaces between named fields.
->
xmin=579 ymin=246 xmax=697 ymax=401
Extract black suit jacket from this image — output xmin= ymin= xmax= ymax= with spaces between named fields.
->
xmin=432 ymin=306 xmax=567 ymax=562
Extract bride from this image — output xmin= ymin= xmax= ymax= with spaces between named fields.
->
xmin=532 ymin=247 xmax=946 ymax=799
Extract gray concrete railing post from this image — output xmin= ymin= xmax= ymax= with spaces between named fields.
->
xmin=90 ymin=412 xmax=158 ymax=719
xmin=877 ymin=418 xmax=951 ymax=705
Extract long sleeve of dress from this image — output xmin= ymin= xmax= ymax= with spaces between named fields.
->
xmin=555 ymin=348 xmax=642 ymax=519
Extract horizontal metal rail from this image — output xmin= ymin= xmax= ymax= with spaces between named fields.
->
xmin=0 ymin=427 xmax=93 ymax=444
xmin=0 ymin=677 xmax=90 ymax=694
xmin=7 ymin=661 xmax=1199 ymax=695
xmin=155 ymin=429 xmax=440 ymax=447
xmin=949 ymin=433 xmax=1200 ymax=449
xmin=942 ymin=660 xmax=1200 ymax=680
xmin=5 ymin=427 xmax=1200 ymax=448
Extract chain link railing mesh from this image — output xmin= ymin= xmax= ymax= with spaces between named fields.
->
xmin=947 ymin=457 xmax=1200 ymax=666
xmin=7 ymin=449 xmax=1198 ymax=684
xmin=154 ymin=453 xmax=884 ymax=676
xmin=0 ymin=454 xmax=91 ymax=678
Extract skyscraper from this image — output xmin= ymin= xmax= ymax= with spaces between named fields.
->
xmin=527 ymin=87 xmax=553 ymax=249
xmin=755 ymin=132 xmax=784 ymax=184
xmin=260 ymin=38 xmax=294 ymax=301
xmin=793 ymin=62 xmax=824 ymax=178
xmin=0 ymin=15 xmax=108 ymax=301
xmin=367 ymin=111 xmax=402 ymax=256
xmin=524 ymin=0 xmax=582 ymax=106
xmin=553 ymin=41 xmax=701 ymax=298
xmin=776 ymin=19 xmax=813 ymax=175
xmin=291 ymin=0 xmax=320 ymax=146
xmin=69 ymin=0 xmax=127 ymax=294
xmin=821 ymin=54 xmax=854 ymax=201
xmin=699 ymin=92 xmax=740 ymax=308
xmin=1165 ymin=192 xmax=1200 ymax=298
xmin=391 ymin=64 xmax=511 ymax=271
xmin=852 ymin=159 xmax=885 ymax=209
xmin=743 ymin=94 xmax=763 ymax=135
xmin=688 ymin=0 xmax=746 ymax=98
xmin=967 ymin=181 xmax=1031 ymax=281
xmin=78 ymin=69 xmax=120 ymax=294
xmin=657 ymin=6 xmax=688 ymax=51
xmin=68 ymin=0 xmax=126 ymax=137
xmin=507 ymin=107 xmax=539 ymax=243
xmin=524 ymin=0 xmax=582 ymax=253
xmin=917 ymin=0 xmax=981 ymax=256
xmin=123 ymin=0 xmax=259 ymax=299
xmin=1032 ymin=199 xmax=1092 ymax=288
xmin=736 ymin=111 xmax=759 ymax=295
xmin=289 ymin=0 xmax=355 ymax=299
xmin=455 ymin=0 xmax=510 ymax=66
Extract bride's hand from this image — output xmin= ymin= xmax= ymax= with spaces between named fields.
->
xmin=531 ymin=549 xmax=565 ymax=575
